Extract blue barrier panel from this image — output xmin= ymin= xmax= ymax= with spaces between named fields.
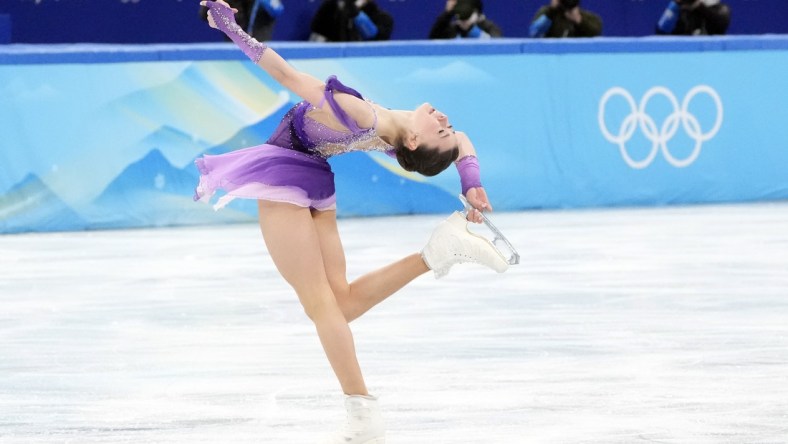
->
xmin=1 ymin=37 xmax=787 ymax=233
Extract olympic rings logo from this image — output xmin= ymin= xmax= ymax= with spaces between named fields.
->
xmin=598 ymin=86 xmax=723 ymax=169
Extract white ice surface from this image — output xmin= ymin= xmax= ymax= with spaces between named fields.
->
xmin=2 ymin=203 xmax=788 ymax=443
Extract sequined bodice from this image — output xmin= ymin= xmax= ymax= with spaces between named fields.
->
xmin=303 ymin=104 xmax=393 ymax=158
xmin=265 ymin=76 xmax=394 ymax=159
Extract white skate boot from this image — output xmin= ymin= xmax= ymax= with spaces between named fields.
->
xmin=323 ymin=395 xmax=385 ymax=444
xmin=422 ymin=211 xmax=510 ymax=279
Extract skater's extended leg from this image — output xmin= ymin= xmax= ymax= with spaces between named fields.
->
xmin=312 ymin=209 xmax=428 ymax=323
xmin=257 ymin=200 xmax=367 ymax=396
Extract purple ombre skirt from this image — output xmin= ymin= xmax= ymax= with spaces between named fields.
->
xmin=194 ymin=144 xmax=336 ymax=211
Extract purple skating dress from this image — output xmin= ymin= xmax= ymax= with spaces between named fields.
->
xmin=194 ymin=76 xmax=393 ymax=211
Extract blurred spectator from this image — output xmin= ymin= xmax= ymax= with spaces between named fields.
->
xmin=656 ymin=0 xmax=731 ymax=35
xmin=309 ymin=0 xmax=394 ymax=42
xmin=529 ymin=0 xmax=602 ymax=38
xmin=200 ymin=0 xmax=283 ymax=41
xmin=429 ymin=0 xmax=502 ymax=39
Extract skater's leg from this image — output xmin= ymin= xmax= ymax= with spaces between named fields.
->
xmin=312 ymin=209 xmax=428 ymax=323
xmin=257 ymin=201 xmax=367 ymax=396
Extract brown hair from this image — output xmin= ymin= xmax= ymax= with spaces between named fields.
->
xmin=394 ymin=141 xmax=460 ymax=177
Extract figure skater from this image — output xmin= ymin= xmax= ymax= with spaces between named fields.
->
xmin=195 ymin=2 xmax=509 ymax=442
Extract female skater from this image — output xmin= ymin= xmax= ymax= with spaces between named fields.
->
xmin=196 ymin=2 xmax=508 ymax=442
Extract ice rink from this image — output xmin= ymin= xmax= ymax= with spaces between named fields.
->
xmin=2 ymin=203 xmax=788 ymax=443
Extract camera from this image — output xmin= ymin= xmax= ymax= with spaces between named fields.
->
xmin=558 ymin=0 xmax=580 ymax=10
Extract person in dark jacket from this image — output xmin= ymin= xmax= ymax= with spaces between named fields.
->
xmin=309 ymin=0 xmax=394 ymax=42
xmin=429 ymin=0 xmax=502 ymax=39
xmin=656 ymin=0 xmax=731 ymax=35
xmin=529 ymin=0 xmax=602 ymax=38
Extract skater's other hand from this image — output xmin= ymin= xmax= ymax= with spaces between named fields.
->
xmin=465 ymin=186 xmax=492 ymax=223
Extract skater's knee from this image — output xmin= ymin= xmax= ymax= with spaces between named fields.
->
xmin=296 ymin=285 xmax=341 ymax=322
xmin=300 ymin=296 xmax=333 ymax=322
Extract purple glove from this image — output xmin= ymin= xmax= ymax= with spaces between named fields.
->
xmin=205 ymin=1 xmax=267 ymax=63
xmin=455 ymin=155 xmax=482 ymax=195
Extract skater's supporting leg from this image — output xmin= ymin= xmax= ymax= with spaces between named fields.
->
xmin=257 ymin=200 xmax=368 ymax=396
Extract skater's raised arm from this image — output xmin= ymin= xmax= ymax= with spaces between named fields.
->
xmin=201 ymin=0 xmax=326 ymax=108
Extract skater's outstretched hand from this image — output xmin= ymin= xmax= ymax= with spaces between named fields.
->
xmin=200 ymin=0 xmax=238 ymax=29
xmin=465 ymin=186 xmax=492 ymax=224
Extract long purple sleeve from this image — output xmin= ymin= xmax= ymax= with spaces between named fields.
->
xmin=455 ymin=155 xmax=482 ymax=195
xmin=205 ymin=1 xmax=267 ymax=63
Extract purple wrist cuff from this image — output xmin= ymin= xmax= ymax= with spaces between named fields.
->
xmin=206 ymin=1 xmax=268 ymax=63
xmin=455 ymin=155 xmax=482 ymax=195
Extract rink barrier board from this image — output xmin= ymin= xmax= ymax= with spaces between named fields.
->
xmin=1 ymin=37 xmax=787 ymax=233
xmin=3 ymin=36 xmax=788 ymax=65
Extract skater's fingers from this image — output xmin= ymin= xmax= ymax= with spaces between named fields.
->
xmin=473 ymin=199 xmax=493 ymax=214
xmin=466 ymin=207 xmax=484 ymax=224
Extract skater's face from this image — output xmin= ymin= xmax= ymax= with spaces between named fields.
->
xmin=411 ymin=103 xmax=457 ymax=153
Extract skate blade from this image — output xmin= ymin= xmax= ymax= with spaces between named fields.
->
xmin=458 ymin=194 xmax=521 ymax=266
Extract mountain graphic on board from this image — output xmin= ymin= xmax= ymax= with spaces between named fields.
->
xmin=0 ymin=174 xmax=86 ymax=233
xmin=88 ymin=102 xmax=293 ymax=230
xmin=92 ymin=148 xmax=256 ymax=229
xmin=201 ymin=100 xmax=292 ymax=156
xmin=96 ymin=149 xmax=197 ymax=199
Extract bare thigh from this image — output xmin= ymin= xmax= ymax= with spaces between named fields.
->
xmin=311 ymin=209 xmax=351 ymax=301
xmin=256 ymin=200 xmax=335 ymax=314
